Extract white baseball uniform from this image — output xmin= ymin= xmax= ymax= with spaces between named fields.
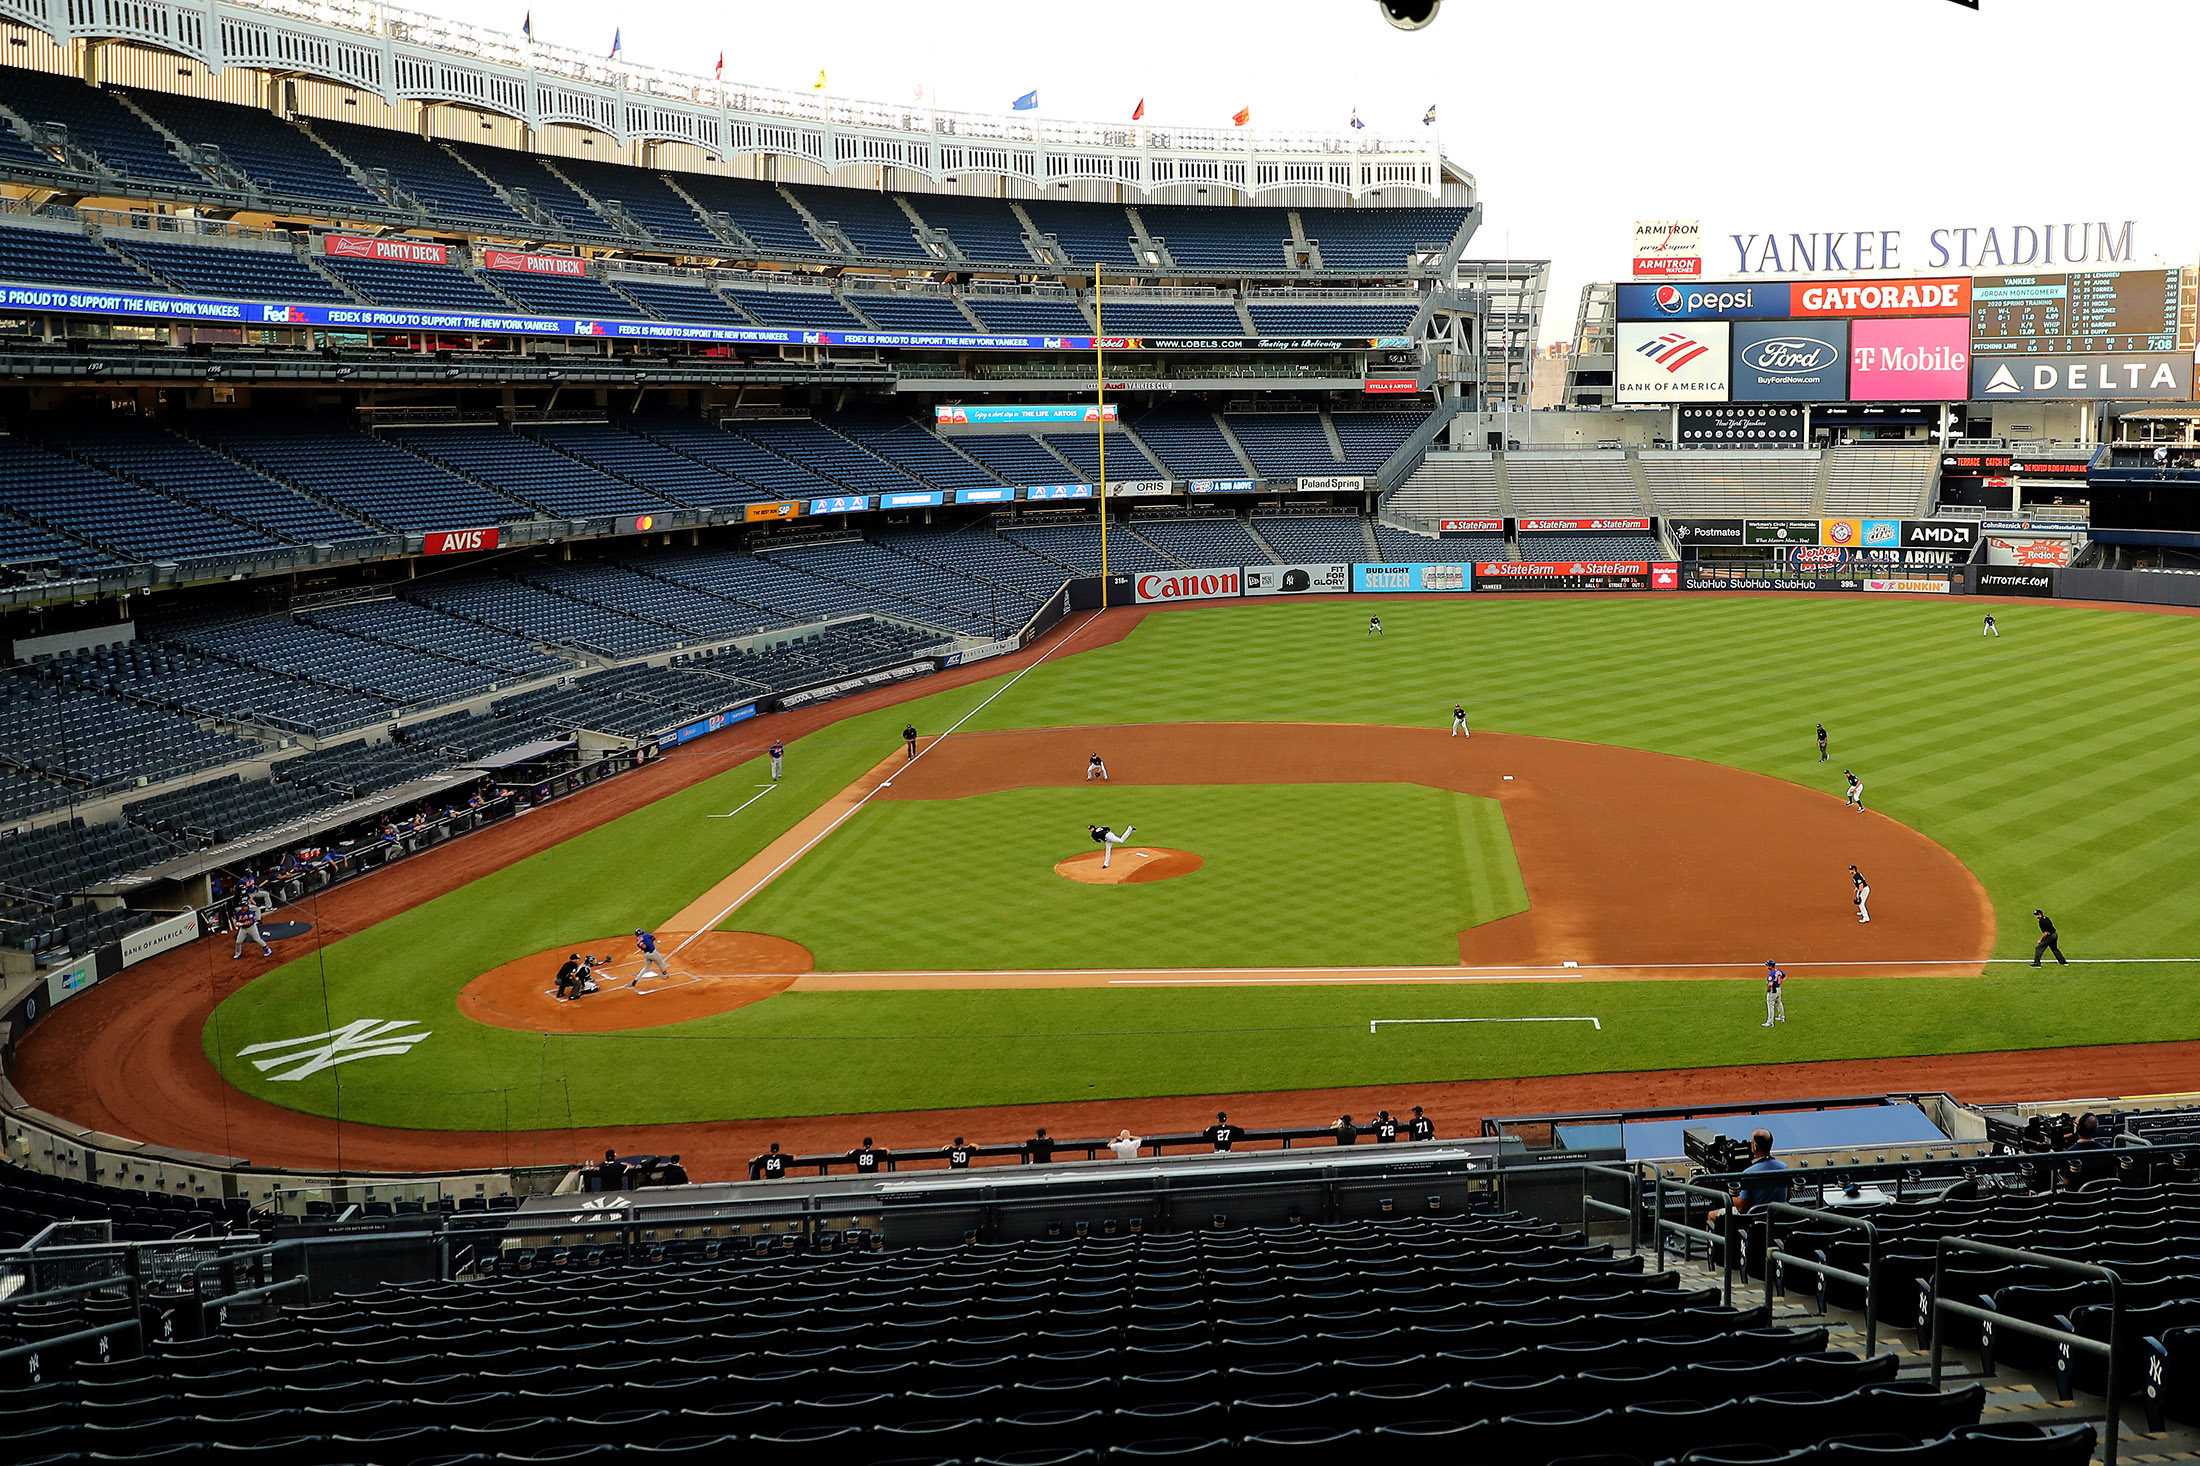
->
xmin=1093 ymin=825 xmax=1134 ymax=868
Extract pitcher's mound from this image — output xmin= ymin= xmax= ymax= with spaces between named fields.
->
xmin=1055 ymin=848 xmax=1203 ymax=885
xmin=457 ymin=930 xmax=814 ymax=1033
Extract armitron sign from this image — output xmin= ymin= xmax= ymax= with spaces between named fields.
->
xmin=423 ymin=527 xmax=499 ymax=554
xmin=1134 ymin=568 xmax=1241 ymax=604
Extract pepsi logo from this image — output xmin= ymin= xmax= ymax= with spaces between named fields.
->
xmin=1655 ymin=285 xmax=1682 ymax=313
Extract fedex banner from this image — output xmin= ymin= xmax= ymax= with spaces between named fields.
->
xmin=325 ymin=233 xmax=449 ymax=265
xmin=1135 ymin=568 xmax=1241 ymax=604
xmin=1350 ymin=563 xmax=1471 ymax=593
xmin=936 ymin=404 xmax=1117 ymax=424
xmin=423 ymin=527 xmax=500 ymax=554
xmin=1242 ymin=563 xmax=1351 ymax=596
xmin=1516 ymin=517 xmax=1651 ymax=532
xmin=481 ymin=249 xmax=589 ymax=277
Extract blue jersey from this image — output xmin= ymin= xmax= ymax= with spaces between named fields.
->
xmin=636 ymin=932 xmax=658 ymax=954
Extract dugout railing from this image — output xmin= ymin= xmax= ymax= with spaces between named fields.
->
xmin=738 ymin=1120 xmax=1471 ymax=1179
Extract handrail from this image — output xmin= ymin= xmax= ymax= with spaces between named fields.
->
xmin=200 ymin=1274 xmax=307 ymax=1331
xmin=1759 ymin=1200 xmax=1882 ymax=1357
xmin=1650 ymin=1173 xmax=1744 ymax=1308
xmin=1929 ymin=1237 xmax=2122 ymax=1465
xmin=1578 ymin=1161 xmax=1643 ymax=1254
xmin=0 ymin=1273 xmax=138 ymax=1309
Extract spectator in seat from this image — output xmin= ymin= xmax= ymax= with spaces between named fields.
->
xmin=1708 ymin=1128 xmax=1789 ymax=1232
xmin=2066 ymin=1113 xmax=2104 ymax=1150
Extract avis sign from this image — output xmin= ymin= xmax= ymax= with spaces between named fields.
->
xmin=423 ymin=527 xmax=499 ymax=555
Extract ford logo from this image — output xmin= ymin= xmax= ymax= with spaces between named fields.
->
xmin=1742 ymin=337 xmax=1837 ymax=372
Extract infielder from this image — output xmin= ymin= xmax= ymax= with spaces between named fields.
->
xmin=1816 ymin=723 xmax=1828 ymax=762
xmin=230 ymin=902 xmax=272 ymax=960
xmin=1849 ymin=864 xmax=1870 ymax=924
xmin=1088 ymin=823 xmax=1135 ymax=869
xmin=631 ymin=928 xmax=670 ymax=986
xmin=1450 ymin=704 xmax=1469 ymax=738
xmin=1762 ymin=960 xmax=1787 ymax=1026
xmin=1843 ymin=770 xmax=1864 ymax=813
xmin=769 ymin=739 xmax=784 ymax=780
xmin=1086 ymin=753 xmax=1109 ymax=782
xmin=1983 ymin=614 xmax=1999 ymax=637
xmin=1367 ymin=615 xmax=1382 ymax=636
xmin=2032 ymin=909 xmax=2067 ymax=967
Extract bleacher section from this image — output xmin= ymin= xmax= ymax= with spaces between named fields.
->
xmin=295 ymin=598 xmax=567 ymax=682
xmin=732 ymin=419 xmax=929 ymax=497
xmin=1300 ymin=205 xmax=1474 ymax=272
xmin=1128 ymin=514 xmax=1276 ymax=567
xmin=958 ymin=435 xmax=1082 ymax=487
xmin=192 ymin=417 xmax=529 ymax=533
xmin=1047 ymin=430 xmax=1163 ymax=484
xmin=552 ymin=156 xmax=723 ymax=249
xmin=609 ymin=276 xmax=756 ymax=327
xmin=522 ymin=422 xmax=756 ymax=510
xmin=108 ymin=236 xmax=352 ymax=303
xmin=445 ymin=144 xmax=624 ymax=242
xmin=1000 ymin=517 xmax=1180 ymax=576
xmin=0 ymin=436 xmax=285 ymax=565
xmin=0 ymin=222 xmax=154 ymax=291
xmin=723 ymin=286 xmax=863 ymax=330
xmin=1518 ymin=533 xmax=1663 ymax=560
xmin=386 ymin=425 xmax=676 ymax=520
xmin=675 ymin=174 xmax=829 ymax=257
xmin=845 ymin=291 xmax=975 ymax=333
xmin=1332 ymin=411 xmax=1426 ymax=475
xmin=1093 ymin=297 xmax=1247 ymax=337
xmin=1505 ymin=452 xmax=1644 ymax=517
xmin=405 ymin=569 xmax=686 ymax=659
xmin=1141 ymin=204 xmax=1293 ymax=271
xmin=0 ymin=68 xmax=204 ymax=186
xmin=153 ymin=610 xmax=505 ymax=710
xmin=0 ymin=895 xmax=159 ymax=964
xmin=789 ymin=184 xmax=925 ymax=260
xmin=1255 ymin=514 xmax=1373 ymax=562
xmin=307 ymin=120 xmax=524 ymax=227
xmin=1376 ymin=523 xmax=1498 ymax=563
xmin=0 ymin=814 xmax=181 ymax=902
xmin=1388 ymin=451 xmax=1505 ymax=522
xmin=1641 ymin=450 xmax=1821 ymax=517
xmin=1227 ymin=413 xmax=1341 ymax=478
xmin=0 ymin=1155 xmax=241 ymax=1247
xmin=3 ymin=653 xmax=261 ymax=787
xmin=756 ymin=540 xmax=1031 ymax=636
xmin=317 ymin=252 xmax=510 ymax=312
xmin=1134 ymin=409 xmax=1251 ymax=480
xmin=873 ymin=523 xmax=1073 ymax=601
xmin=623 ymin=416 xmax=819 ymax=502
xmin=1822 ymin=445 xmax=1937 ymax=518
xmin=826 ymin=415 xmax=999 ymax=494
xmin=1248 ymin=297 xmax=1420 ymax=337
xmin=480 ymin=266 xmax=642 ymax=318
xmin=907 ymin=194 xmax=1037 ymax=266
xmin=961 ymin=292 xmax=1091 ymax=334
xmin=1021 ymin=199 xmax=1141 ymax=267
xmin=117 ymin=88 xmax=379 ymax=208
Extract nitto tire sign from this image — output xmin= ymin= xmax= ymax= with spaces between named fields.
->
xmin=1979 ymin=567 xmax=2057 ymax=596
xmin=1135 ymin=568 xmax=1241 ymax=604
xmin=1242 ymin=563 xmax=1350 ymax=596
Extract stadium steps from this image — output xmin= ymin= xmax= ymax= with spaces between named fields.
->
xmin=893 ymin=193 xmax=961 ymax=265
xmin=1626 ymin=448 xmax=1658 ymax=512
xmin=839 ymin=292 xmax=881 ymax=330
xmin=1123 ymin=206 xmax=1167 ymax=269
xmin=1211 ymin=411 xmax=1261 ymax=478
xmin=1359 ymin=515 xmax=1382 ymax=558
xmin=538 ymin=157 xmax=650 ymax=244
xmin=23 ymin=425 xmax=325 ymax=549
xmin=1242 ymin=517 xmax=1283 ymax=561
xmin=950 ymin=291 xmax=992 ymax=332
xmin=295 ymin=119 xmax=405 ymax=213
xmin=1319 ymin=409 xmax=1348 ymax=462
xmin=1114 ymin=421 xmax=1172 ymax=483
xmin=83 ymin=228 xmax=172 ymax=292
xmin=1492 ymin=449 xmax=1517 ymax=519
xmin=658 ymin=171 xmax=755 ymax=252
xmin=1009 ymin=199 xmax=1074 ymax=270
xmin=1810 ymin=449 xmax=1839 ymax=513
xmin=106 ymin=90 xmax=218 ymax=190
xmin=297 ymin=240 xmax=370 ymax=305
xmin=1233 ymin=295 xmax=1259 ymax=335
xmin=443 ymin=143 xmax=560 ymax=233
xmin=774 ymin=184 xmax=850 ymax=255
xmin=174 ymin=424 xmax=404 ymax=535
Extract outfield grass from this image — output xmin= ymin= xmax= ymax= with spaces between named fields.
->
xmin=734 ymin=783 xmax=1526 ymax=970
xmin=204 ymin=595 xmax=2200 ymax=1128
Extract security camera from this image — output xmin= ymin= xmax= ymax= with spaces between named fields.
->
xmin=1377 ymin=0 xmax=1440 ymax=29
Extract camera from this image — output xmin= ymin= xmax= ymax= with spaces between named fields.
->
xmin=1376 ymin=0 xmax=1440 ymax=30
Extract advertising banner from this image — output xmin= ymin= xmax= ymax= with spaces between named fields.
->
xmin=935 ymin=404 xmax=1117 ymax=424
xmin=1362 ymin=379 xmax=1419 ymax=394
xmin=877 ymin=490 xmax=946 ymax=509
xmin=325 ymin=233 xmax=450 ymax=265
xmin=1790 ymin=277 xmax=1970 ymax=318
xmin=1439 ymin=518 xmax=1505 ymax=534
xmin=1731 ymin=320 xmax=1849 ymax=401
xmin=1651 ymin=562 xmax=1681 ymax=589
xmin=1820 ymin=518 xmax=1863 ymax=550
xmin=1940 ymin=450 xmax=2014 ymax=476
xmin=1676 ymin=403 xmax=1806 ymax=447
xmin=1242 ymin=563 xmax=1351 ymax=596
xmin=481 ymin=248 xmax=589 ymax=277
xmin=1516 ymin=517 xmax=1652 ymax=532
xmin=1686 ymin=565 xmax=1961 ymax=593
xmin=118 ymin=910 xmax=199 ymax=968
xmin=1632 ymin=219 xmax=1703 ymax=279
xmin=1978 ymin=565 xmax=2058 ymax=595
xmin=1135 ymin=568 xmax=1242 ymax=604
xmin=1902 ymin=519 xmax=1978 ymax=550
xmin=423 ymin=527 xmax=500 ymax=554
xmin=954 ymin=487 xmax=1017 ymax=504
xmin=2007 ymin=458 xmax=2092 ymax=480
xmin=1026 ymin=484 xmax=1093 ymax=501
xmin=1617 ymin=320 xmax=1731 ymax=402
xmin=1861 ymin=518 xmax=1904 ymax=550
xmin=1849 ymin=317 xmax=1970 ymax=400
xmin=666 ymin=704 xmax=759 ymax=746
xmin=744 ymin=501 xmax=802 ymax=522
xmin=1105 ymin=480 xmax=1173 ymax=498
xmin=43 ymin=952 xmax=98 ymax=1009
xmin=1616 ymin=282 xmax=1790 ymax=320
xmin=1473 ymin=561 xmax=1650 ymax=592
xmin=1297 ymin=475 xmax=1367 ymax=493
xmin=1351 ymin=563 xmax=1471 ymax=593
xmin=1745 ymin=519 xmax=1821 ymax=547
xmin=1982 ymin=518 xmax=2089 ymax=533
xmin=1187 ymin=478 xmax=1260 ymax=495
xmin=1668 ymin=518 xmax=1745 ymax=546
xmin=1972 ymin=353 xmax=2192 ymax=401
xmin=809 ymin=494 xmax=871 ymax=515
xmin=1987 ymin=535 xmax=2076 ymax=568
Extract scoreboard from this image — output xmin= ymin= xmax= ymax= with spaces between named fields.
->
xmin=1971 ymin=267 xmax=2195 ymax=356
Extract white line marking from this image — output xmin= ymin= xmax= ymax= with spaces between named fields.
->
xmin=671 ymin=610 xmax=1105 ymax=957
xmin=705 ymin=784 xmax=778 ymax=819
xmin=1370 ymin=1016 xmax=1602 ymax=1033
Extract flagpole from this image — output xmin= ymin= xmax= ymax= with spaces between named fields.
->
xmin=1096 ymin=268 xmax=1108 ymax=589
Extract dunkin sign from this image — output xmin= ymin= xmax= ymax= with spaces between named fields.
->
xmin=1134 ymin=569 xmax=1241 ymax=604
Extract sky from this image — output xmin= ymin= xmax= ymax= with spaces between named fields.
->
xmin=464 ymin=0 xmax=2196 ymax=348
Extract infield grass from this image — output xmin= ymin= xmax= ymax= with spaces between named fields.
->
xmin=204 ymin=594 xmax=2200 ymax=1127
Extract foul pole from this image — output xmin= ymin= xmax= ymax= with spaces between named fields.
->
xmin=1095 ymin=269 xmax=1108 ymax=585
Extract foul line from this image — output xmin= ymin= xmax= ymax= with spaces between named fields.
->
xmin=705 ymin=784 xmax=778 ymax=820
xmin=1371 ymin=1016 xmax=1602 ymax=1032
xmin=671 ymin=610 xmax=1106 ymax=958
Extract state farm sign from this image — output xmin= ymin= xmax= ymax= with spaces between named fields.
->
xmin=481 ymin=249 xmax=589 ymax=277
xmin=423 ymin=527 xmax=500 ymax=554
xmin=1135 ymin=568 xmax=1241 ymax=604
xmin=1516 ymin=517 xmax=1651 ymax=532
xmin=1439 ymin=518 xmax=1504 ymax=533
xmin=325 ymin=233 xmax=450 ymax=265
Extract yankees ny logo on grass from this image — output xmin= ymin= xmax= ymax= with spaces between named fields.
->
xmin=237 ymin=1019 xmax=431 ymax=1081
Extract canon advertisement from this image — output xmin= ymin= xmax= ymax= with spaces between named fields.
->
xmin=1617 ymin=321 xmax=1731 ymax=402
xmin=1134 ymin=569 xmax=1242 ymax=604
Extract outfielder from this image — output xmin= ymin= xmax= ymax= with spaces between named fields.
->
xmin=1088 ymin=823 xmax=1135 ymax=869
xmin=1983 ymin=614 xmax=1999 ymax=637
xmin=1844 ymin=770 xmax=1864 ymax=813
xmin=1816 ymin=723 xmax=1828 ymax=762
xmin=1849 ymin=864 xmax=1870 ymax=924
xmin=1086 ymin=753 xmax=1109 ymax=782
xmin=1367 ymin=615 xmax=1382 ymax=636
xmin=632 ymin=928 xmax=670 ymax=986
xmin=1450 ymin=704 xmax=1469 ymax=738
xmin=1762 ymin=960 xmax=1787 ymax=1026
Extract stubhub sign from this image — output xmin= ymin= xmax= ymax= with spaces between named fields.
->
xmin=1617 ymin=282 xmax=1790 ymax=320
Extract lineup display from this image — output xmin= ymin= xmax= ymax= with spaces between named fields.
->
xmin=1970 ymin=268 xmax=2187 ymax=356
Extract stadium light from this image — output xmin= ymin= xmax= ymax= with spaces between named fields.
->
xmin=1376 ymin=0 xmax=1440 ymax=29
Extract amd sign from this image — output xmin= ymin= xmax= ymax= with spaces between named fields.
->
xmin=1901 ymin=520 xmax=1977 ymax=550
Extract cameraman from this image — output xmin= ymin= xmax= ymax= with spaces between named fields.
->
xmin=1707 ymin=1128 xmax=1789 ymax=1234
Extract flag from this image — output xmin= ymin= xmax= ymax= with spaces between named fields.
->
xmin=521 ymin=10 xmax=532 ymax=41
xmin=1013 ymin=90 xmax=1038 ymax=111
xmin=1349 ymin=109 xmax=1364 ymax=130
xmin=607 ymin=27 xmax=621 ymax=59
xmin=1231 ymin=105 xmax=1250 ymax=127
xmin=813 ymin=69 xmax=827 ymax=91
xmin=1422 ymin=103 xmax=1438 ymax=126
xmin=714 ymin=52 xmax=724 ymax=82
xmin=1131 ymin=98 xmax=1145 ymax=122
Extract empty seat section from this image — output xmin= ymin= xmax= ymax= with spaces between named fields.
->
xmin=845 ymin=292 xmax=975 ymax=333
xmin=119 ymin=88 xmax=380 ymax=207
xmin=446 ymin=144 xmax=624 ymax=240
xmin=788 ymin=184 xmax=925 ymax=258
xmin=0 ymin=115 xmax=68 ymax=176
xmin=1001 ymin=518 xmax=1177 ymax=575
xmin=552 ymin=155 xmax=720 ymax=247
xmin=110 ymin=237 xmax=353 ymax=302
xmin=676 ymin=174 xmax=831 ymax=256
xmin=873 ymin=523 xmax=1074 ymax=599
xmin=1022 ymin=199 xmax=1141 ymax=266
xmin=1248 ymin=298 xmax=1420 ymax=336
xmin=316 ymin=252 xmax=510 ymax=312
xmin=1140 ymin=204 xmax=1294 ymax=271
xmin=483 ymin=267 xmax=643 ymax=317
xmin=723 ymin=287 xmax=863 ymax=329
xmin=405 ymin=569 xmax=685 ymax=658
xmin=1387 ymin=451 xmax=1504 ymax=522
xmin=1097 ymin=297 xmax=1248 ymax=336
xmin=501 ymin=559 xmax=764 ymax=642
xmin=195 ymin=417 xmax=528 ymax=531
xmin=758 ymin=539 xmax=1023 ymax=635
xmin=522 ymin=422 xmax=754 ymax=509
xmin=154 ymin=610 xmax=501 ymax=708
xmin=1 ymin=659 xmax=258 ymax=788
xmin=306 ymin=119 xmax=524 ymax=226
xmin=0 ymin=512 xmax=111 ymax=574
xmin=1134 ymin=409 xmax=1249 ymax=479
xmin=637 ymin=546 xmax=915 ymax=627
xmin=1375 ymin=522 xmax=1494 ymax=562
xmin=961 ymin=292 xmax=1091 ymax=334
xmin=958 ymin=435 xmax=1081 ymax=487
xmin=1640 ymin=450 xmax=1821 ymax=516
xmin=607 ymin=277 xmax=755 ymax=326
xmin=624 ymin=416 xmax=834 ymax=500
xmin=0 ymin=222 xmax=154 ymax=291
xmin=1822 ymin=445 xmax=1935 ymax=517
xmin=1226 ymin=414 xmax=1339 ymax=477
xmin=1505 ymin=452 xmax=1642 ymax=518
xmin=1299 ymin=206 xmax=1473 ymax=271
xmin=1254 ymin=514 xmax=1371 ymax=562
xmin=905 ymin=193 xmax=1037 ymax=265
xmin=824 ymin=414 xmax=999 ymax=492
xmin=386 ymin=426 xmax=676 ymax=519
xmin=298 ymin=598 xmax=566 ymax=680
xmin=1046 ymin=430 xmax=1162 ymax=483
xmin=0 ymin=437 xmax=283 ymax=564
xmin=1518 ymin=532 xmax=1661 ymax=559
xmin=1129 ymin=515 xmax=1272 ymax=566
xmin=731 ymin=419 xmax=927 ymax=495
xmin=1331 ymin=410 xmax=1427 ymax=473
xmin=0 ymin=66 xmax=202 ymax=185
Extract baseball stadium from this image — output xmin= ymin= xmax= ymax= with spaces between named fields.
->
xmin=0 ymin=1 xmax=2197 ymax=1461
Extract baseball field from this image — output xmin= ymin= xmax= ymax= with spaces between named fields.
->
xmin=24 ymin=592 xmax=2200 ymax=1161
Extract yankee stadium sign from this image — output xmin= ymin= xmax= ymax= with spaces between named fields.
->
xmin=1725 ymin=221 xmax=2136 ymax=275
